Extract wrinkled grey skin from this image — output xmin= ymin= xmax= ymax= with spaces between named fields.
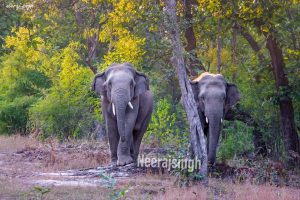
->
xmin=191 ymin=73 xmax=240 ymax=165
xmin=92 ymin=63 xmax=153 ymax=166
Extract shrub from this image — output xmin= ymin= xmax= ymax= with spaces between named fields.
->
xmin=217 ymin=120 xmax=254 ymax=161
xmin=0 ymin=27 xmax=52 ymax=134
xmin=0 ymin=96 xmax=37 ymax=134
xmin=29 ymin=42 xmax=99 ymax=140
xmin=145 ymin=97 xmax=189 ymax=150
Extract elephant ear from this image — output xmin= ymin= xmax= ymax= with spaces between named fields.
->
xmin=225 ymin=83 xmax=240 ymax=113
xmin=190 ymin=80 xmax=199 ymax=103
xmin=134 ymin=71 xmax=149 ymax=97
xmin=92 ymin=72 xmax=106 ymax=96
xmin=190 ymin=80 xmax=204 ymax=111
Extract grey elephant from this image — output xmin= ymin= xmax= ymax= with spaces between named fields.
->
xmin=191 ymin=72 xmax=240 ymax=165
xmin=92 ymin=63 xmax=153 ymax=166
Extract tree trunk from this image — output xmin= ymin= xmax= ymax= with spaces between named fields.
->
xmin=183 ymin=0 xmax=206 ymax=77
xmin=165 ymin=0 xmax=207 ymax=178
xmin=216 ymin=20 xmax=222 ymax=74
xmin=231 ymin=26 xmax=237 ymax=65
xmin=234 ymin=23 xmax=266 ymax=65
xmin=238 ymin=22 xmax=300 ymax=165
xmin=266 ymin=35 xmax=300 ymax=166
xmin=231 ymin=26 xmax=237 ymax=81
xmin=85 ymin=32 xmax=99 ymax=74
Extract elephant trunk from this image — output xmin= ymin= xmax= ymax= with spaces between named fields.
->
xmin=116 ymin=104 xmax=126 ymax=142
xmin=207 ymin=114 xmax=222 ymax=165
xmin=112 ymin=88 xmax=130 ymax=142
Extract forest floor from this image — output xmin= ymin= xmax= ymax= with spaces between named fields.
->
xmin=0 ymin=135 xmax=299 ymax=200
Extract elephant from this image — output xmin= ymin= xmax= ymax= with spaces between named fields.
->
xmin=191 ymin=72 xmax=240 ymax=165
xmin=92 ymin=63 xmax=153 ymax=166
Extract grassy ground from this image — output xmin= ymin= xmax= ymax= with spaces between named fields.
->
xmin=0 ymin=135 xmax=299 ymax=200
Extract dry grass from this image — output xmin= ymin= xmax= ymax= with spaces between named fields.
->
xmin=154 ymin=181 xmax=300 ymax=200
xmin=0 ymin=135 xmax=110 ymax=171
xmin=0 ymin=134 xmax=42 ymax=153
xmin=155 ymin=185 xmax=207 ymax=200
xmin=0 ymin=135 xmax=300 ymax=200
xmin=231 ymin=183 xmax=300 ymax=200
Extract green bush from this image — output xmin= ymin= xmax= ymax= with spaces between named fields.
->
xmin=0 ymin=27 xmax=52 ymax=135
xmin=0 ymin=96 xmax=37 ymax=134
xmin=217 ymin=120 xmax=254 ymax=161
xmin=0 ymin=70 xmax=51 ymax=134
xmin=145 ymin=97 xmax=189 ymax=150
xmin=29 ymin=92 xmax=98 ymax=140
xmin=29 ymin=42 xmax=99 ymax=140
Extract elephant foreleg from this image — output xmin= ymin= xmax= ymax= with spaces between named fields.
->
xmin=133 ymin=91 xmax=153 ymax=162
xmin=106 ymin=114 xmax=119 ymax=163
xmin=117 ymin=99 xmax=138 ymax=166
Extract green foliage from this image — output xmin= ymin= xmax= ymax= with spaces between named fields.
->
xmin=0 ymin=27 xmax=51 ymax=134
xmin=99 ymin=172 xmax=129 ymax=200
xmin=99 ymin=172 xmax=117 ymax=188
xmin=0 ymin=0 xmax=298 ymax=167
xmin=145 ymin=97 xmax=189 ymax=150
xmin=33 ymin=186 xmax=51 ymax=200
xmin=0 ymin=96 xmax=36 ymax=134
xmin=29 ymin=42 xmax=98 ymax=140
xmin=217 ymin=121 xmax=255 ymax=161
xmin=0 ymin=0 xmax=20 ymax=54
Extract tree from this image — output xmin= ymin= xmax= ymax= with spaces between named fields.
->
xmin=237 ymin=1 xmax=300 ymax=166
xmin=265 ymin=32 xmax=299 ymax=166
xmin=183 ymin=0 xmax=206 ymax=76
xmin=197 ymin=0 xmax=300 ymax=167
xmin=164 ymin=0 xmax=208 ymax=178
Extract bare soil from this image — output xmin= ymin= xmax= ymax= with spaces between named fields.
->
xmin=0 ymin=135 xmax=299 ymax=200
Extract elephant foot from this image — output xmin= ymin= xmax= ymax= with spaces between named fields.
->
xmin=117 ymin=155 xmax=133 ymax=166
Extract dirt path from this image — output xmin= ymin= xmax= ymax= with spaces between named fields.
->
xmin=0 ymin=136 xmax=176 ymax=199
xmin=0 ymin=136 xmax=300 ymax=200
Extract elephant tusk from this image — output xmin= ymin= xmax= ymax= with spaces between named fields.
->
xmin=112 ymin=103 xmax=116 ymax=116
xmin=128 ymin=101 xmax=133 ymax=109
xmin=206 ymin=117 xmax=208 ymax=123
xmin=221 ymin=118 xmax=223 ymax=123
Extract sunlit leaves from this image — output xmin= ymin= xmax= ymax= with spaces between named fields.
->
xmin=29 ymin=42 xmax=96 ymax=139
xmin=0 ymin=27 xmax=51 ymax=134
xmin=102 ymin=34 xmax=145 ymax=68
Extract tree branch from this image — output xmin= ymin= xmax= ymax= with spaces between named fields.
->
xmin=233 ymin=23 xmax=266 ymax=64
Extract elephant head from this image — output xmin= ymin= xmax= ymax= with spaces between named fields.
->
xmin=92 ymin=63 xmax=149 ymax=142
xmin=191 ymin=72 xmax=240 ymax=164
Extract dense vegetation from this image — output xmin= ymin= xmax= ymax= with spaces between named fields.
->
xmin=0 ymin=0 xmax=299 ymax=167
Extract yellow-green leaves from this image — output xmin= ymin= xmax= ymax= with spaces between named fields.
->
xmin=29 ymin=42 xmax=96 ymax=139
xmin=102 ymin=34 xmax=145 ymax=69
xmin=57 ymin=42 xmax=94 ymax=100
xmin=98 ymin=0 xmax=146 ymax=70
xmin=0 ymin=27 xmax=51 ymax=92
